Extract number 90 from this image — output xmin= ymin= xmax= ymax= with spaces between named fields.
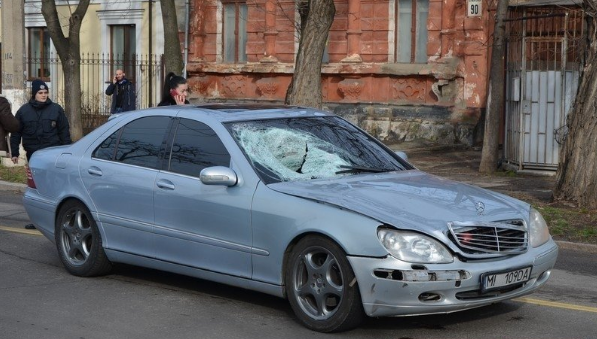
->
xmin=470 ymin=4 xmax=479 ymax=15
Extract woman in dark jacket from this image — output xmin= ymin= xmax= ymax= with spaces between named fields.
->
xmin=158 ymin=72 xmax=190 ymax=106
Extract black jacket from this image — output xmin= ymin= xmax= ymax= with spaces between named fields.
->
xmin=0 ymin=96 xmax=20 ymax=153
xmin=10 ymin=99 xmax=72 ymax=158
xmin=157 ymin=96 xmax=190 ymax=106
xmin=106 ymin=79 xmax=136 ymax=113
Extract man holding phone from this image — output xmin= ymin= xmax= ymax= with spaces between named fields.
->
xmin=105 ymin=69 xmax=136 ymax=113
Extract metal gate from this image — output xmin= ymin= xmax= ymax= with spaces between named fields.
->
xmin=504 ymin=7 xmax=584 ymax=171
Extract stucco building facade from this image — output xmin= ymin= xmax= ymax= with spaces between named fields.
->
xmin=185 ymin=0 xmax=492 ymax=145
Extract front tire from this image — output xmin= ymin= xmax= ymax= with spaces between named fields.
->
xmin=55 ymin=200 xmax=112 ymax=276
xmin=285 ymin=236 xmax=364 ymax=332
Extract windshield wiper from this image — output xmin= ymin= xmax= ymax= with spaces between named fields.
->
xmin=335 ymin=165 xmax=390 ymax=175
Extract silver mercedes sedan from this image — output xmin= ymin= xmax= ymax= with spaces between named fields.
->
xmin=23 ymin=104 xmax=558 ymax=332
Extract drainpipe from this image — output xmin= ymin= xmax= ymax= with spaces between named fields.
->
xmin=183 ymin=0 xmax=190 ymax=77
xmin=149 ymin=0 xmax=153 ymax=107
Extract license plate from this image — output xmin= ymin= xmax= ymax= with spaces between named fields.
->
xmin=481 ymin=267 xmax=531 ymax=292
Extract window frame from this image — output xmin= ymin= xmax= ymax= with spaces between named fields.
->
xmin=109 ymin=24 xmax=137 ymax=83
xmin=394 ymin=0 xmax=429 ymax=64
xmin=27 ymin=27 xmax=51 ymax=81
xmin=222 ymin=0 xmax=248 ymax=63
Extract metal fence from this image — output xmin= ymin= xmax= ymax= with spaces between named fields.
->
xmin=26 ymin=53 xmax=164 ymax=134
xmin=504 ymin=7 xmax=584 ymax=170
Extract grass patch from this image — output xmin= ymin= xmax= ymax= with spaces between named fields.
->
xmin=535 ymin=204 xmax=597 ymax=244
xmin=0 ymin=164 xmax=27 ymax=184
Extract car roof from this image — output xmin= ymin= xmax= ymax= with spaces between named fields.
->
xmin=152 ymin=103 xmax=335 ymax=122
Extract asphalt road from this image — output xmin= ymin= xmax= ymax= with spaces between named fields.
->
xmin=1 ymin=189 xmax=596 ymax=339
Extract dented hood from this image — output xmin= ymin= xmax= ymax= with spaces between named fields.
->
xmin=267 ymin=170 xmax=530 ymax=235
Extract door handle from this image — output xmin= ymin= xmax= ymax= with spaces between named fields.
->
xmin=156 ymin=179 xmax=175 ymax=190
xmin=87 ymin=167 xmax=103 ymax=176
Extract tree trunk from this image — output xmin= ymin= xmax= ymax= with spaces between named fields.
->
xmin=41 ymin=0 xmax=88 ymax=141
xmin=553 ymin=5 xmax=597 ymax=209
xmin=284 ymin=0 xmax=335 ymax=108
xmin=160 ymin=0 xmax=184 ymax=76
xmin=479 ymin=0 xmax=509 ymax=174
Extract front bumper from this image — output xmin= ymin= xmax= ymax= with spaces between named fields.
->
xmin=348 ymin=239 xmax=558 ymax=317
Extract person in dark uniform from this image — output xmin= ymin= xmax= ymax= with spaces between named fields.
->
xmin=10 ymin=79 xmax=72 ymax=229
xmin=105 ymin=69 xmax=136 ymax=113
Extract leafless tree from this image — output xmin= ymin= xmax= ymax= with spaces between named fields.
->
xmin=284 ymin=0 xmax=335 ymax=108
xmin=160 ymin=0 xmax=184 ymax=76
xmin=479 ymin=0 xmax=509 ymax=174
xmin=553 ymin=1 xmax=597 ymax=208
xmin=41 ymin=0 xmax=90 ymax=141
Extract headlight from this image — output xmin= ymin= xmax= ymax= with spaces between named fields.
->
xmin=377 ymin=229 xmax=453 ymax=263
xmin=529 ymin=208 xmax=551 ymax=247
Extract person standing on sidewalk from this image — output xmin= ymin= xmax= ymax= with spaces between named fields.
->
xmin=10 ymin=79 xmax=72 ymax=229
xmin=157 ymin=72 xmax=189 ymax=106
xmin=10 ymin=79 xmax=72 ymax=163
xmin=105 ymin=69 xmax=136 ymax=113
xmin=0 ymin=94 xmax=20 ymax=157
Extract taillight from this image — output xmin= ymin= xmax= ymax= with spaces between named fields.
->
xmin=26 ymin=166 xmax=36 ymax=189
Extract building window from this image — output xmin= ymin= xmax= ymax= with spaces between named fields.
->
xmin=27 ymin=27 xmax=51 ymax=80
xmin=110 ymin=25 xmax=137 ymax=80
xmin=395 ymin=0 xmax=428 ymax=63
xmin=223 ymin=1 xmax=247 ymax=63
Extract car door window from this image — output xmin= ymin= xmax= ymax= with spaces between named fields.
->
xmin=93 ymin=129 xmax=121 ymax=160
xmin=167 ymin=118 xmax=231 ymax=177
xmin=93 ymin=116 xmax=171 ymax=169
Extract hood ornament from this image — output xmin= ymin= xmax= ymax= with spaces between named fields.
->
xmin=475 ymin=201 xmax=485 ymax=215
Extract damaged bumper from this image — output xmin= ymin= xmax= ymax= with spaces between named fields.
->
xmin=348 ymin=239 xmax=559 ymax=317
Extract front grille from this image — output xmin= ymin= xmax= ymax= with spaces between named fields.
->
xmin=448 ymin=220 xmax=528 ymax=258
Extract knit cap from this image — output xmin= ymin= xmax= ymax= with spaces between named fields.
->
xmin=31 ymin=79 xmax=48 ymax=96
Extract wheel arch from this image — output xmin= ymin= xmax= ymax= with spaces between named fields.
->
xmin=281 ymin=231 xmax=350 ymax=298
xmin=54 ymin=196 xmax=106 ymax=241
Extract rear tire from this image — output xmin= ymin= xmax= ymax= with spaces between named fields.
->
xmin=55 ymin=200 xmax=112 ymax=276
xmin=285 ymin=236 xmax=364 ymax=332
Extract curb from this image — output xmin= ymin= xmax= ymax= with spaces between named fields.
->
xmin=0 ymin=180 xmax=27 ymax=193
xmin=555 ymin=240 xmax=597 ymax=254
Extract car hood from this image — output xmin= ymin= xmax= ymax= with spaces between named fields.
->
xmin=268 ymin=170 xmax=530 ymax=235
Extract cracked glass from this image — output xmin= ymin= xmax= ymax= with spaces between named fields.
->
xmin=228 ymin=116 xmax=409 ymax=184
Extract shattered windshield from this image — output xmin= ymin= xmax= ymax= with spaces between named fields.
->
xmin=228 ymin=116 xmax=410 ymax=183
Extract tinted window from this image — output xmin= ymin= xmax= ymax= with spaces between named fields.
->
xmin=114 ymin=116 xmax=171 ymax=169
xmin=167 ymin=119 xmax=230 ymax=177
xmin=93 ymin=129 xmax=121 ymax=160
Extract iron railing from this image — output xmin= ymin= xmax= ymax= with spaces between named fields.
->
xmin=26 ymin=53 xmax=164 ymax=133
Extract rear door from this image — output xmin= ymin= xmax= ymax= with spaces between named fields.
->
xmin=80 ymin=116 xmax=172 ymax=258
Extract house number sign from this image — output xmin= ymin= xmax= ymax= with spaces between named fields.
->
xmin=467 ymin=0 xmax=482 ymax=17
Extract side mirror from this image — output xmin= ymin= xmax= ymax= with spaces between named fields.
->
xmin=395 ymin=151 xmax=408 ymax=162
xmin=200 ymin=166 xmax=238 ymax=186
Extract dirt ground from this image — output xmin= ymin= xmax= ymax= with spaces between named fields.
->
xmin=393 ymin=141 xmax=597 ymax=245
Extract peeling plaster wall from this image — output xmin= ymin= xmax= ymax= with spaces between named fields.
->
xmin=187 ymin=0 xmax=491 ymax=146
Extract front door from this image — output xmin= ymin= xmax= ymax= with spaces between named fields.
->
xmin=153 ymin=117 xmax=255 ymax=278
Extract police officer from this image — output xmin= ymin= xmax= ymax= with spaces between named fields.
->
xmin=10 ymin=79 xmax=71 ymax=163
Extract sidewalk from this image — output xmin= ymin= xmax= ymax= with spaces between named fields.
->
xmin=391 ymin=140 xmax=556 ymax=206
